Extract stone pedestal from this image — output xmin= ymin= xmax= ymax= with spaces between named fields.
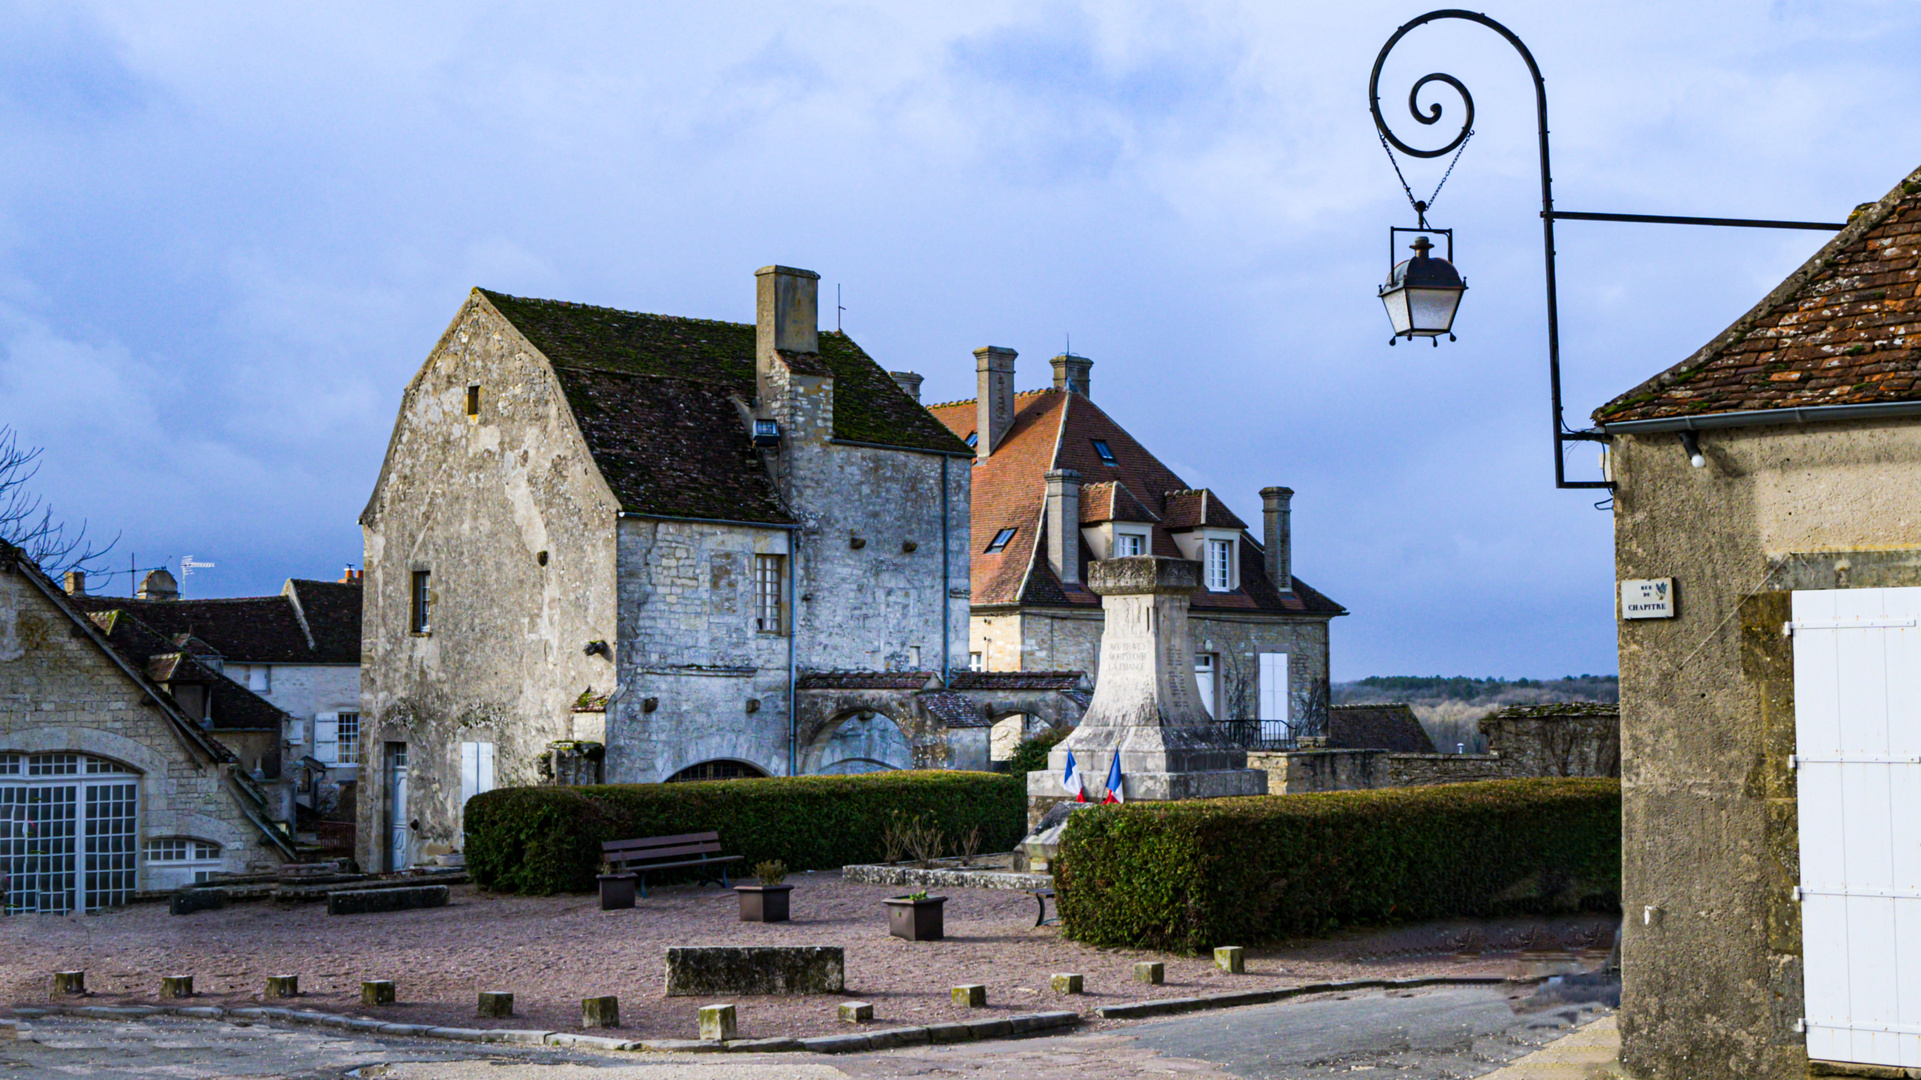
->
xmin=1027 ymin=556 xmax=1264 ymax=825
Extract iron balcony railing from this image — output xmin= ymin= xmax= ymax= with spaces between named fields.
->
xmin=1209 ymin=718 xmax=1319 ymax=752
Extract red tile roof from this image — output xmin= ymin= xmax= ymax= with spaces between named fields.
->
xmin=929 ymin=389 xmax=1343 ymax=617
xmin=1597 ymin=165 xmax=1921 ymax=426
xmin=1161 ymin=488 xmax=1248 ymax=531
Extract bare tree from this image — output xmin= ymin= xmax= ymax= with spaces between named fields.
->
xmin=0 ymin=426 xmax=115 ymax=578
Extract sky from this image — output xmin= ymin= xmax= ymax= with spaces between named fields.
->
xmin=1 ymin=1 xmax=1916 ymax=681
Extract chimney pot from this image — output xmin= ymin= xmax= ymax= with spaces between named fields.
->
xmin=888 ymin=371 xmax=924 ymax=402
xmin=1046 ymin=469 xmax=1083 ymax=586
xmin=1260 ymin=487 xmax=1294 ymax=594
xmin=974 ymin=347 xmax=1017 ymax=457
xmin=63 ymin=570 xmax=85 ymax=596
xmin=1050 ymin=353 xmax=1093 ymax=398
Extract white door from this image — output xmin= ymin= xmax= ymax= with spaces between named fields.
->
xmin=1792 ymin=587 xmax=1921 ymax=1068
xmin=1194 ymin=655 xmax=1216 ymax=718
xmin=1260 ymin=653 xmax=1289 ymax=738
xmin=385 ymin=743 xmax=410 ymax=872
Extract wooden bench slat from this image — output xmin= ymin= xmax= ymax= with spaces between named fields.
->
xmin=611 ymin=855 xmax=742 ymax=873
xmin=602 ymin=832 xmax=718 ymax=853
xmin=606 ymin=842 xmax=724 ymax=864
xmin=596 ymin=832 xmax=739 ymax=898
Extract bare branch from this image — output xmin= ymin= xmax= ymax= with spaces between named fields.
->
xmin=0 ymin=426 xmax=118 ymax=579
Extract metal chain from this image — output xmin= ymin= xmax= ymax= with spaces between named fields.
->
xmin=1425 ymin=128 xmax=1473 ymax=211
xmin=1378 ymin=128 xmax=1475 ymax=219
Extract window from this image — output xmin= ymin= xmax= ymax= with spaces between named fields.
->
xmin=1 ymin=753 xmax=138 ymax=913
xmin=336 ymin=712 xmax=360 ymax=765
xmin=315 ymin=712 xmax=359 ymax=766
xmin=145 ymin=838 xmax=221 ymax=862
xmin=1114 ymin=532 xmax=1145 ymax=557
xmin=1091 ymin=439 xmax=1117 ymax=465
xmin=247 ymin=666 xmax=270 ymax=694
xmin=1207 ymin=539 xmax=1233 ymax=590
xmin=985 ymin=528 xmax=1017 ymax=553
xmin=666 ymin=760 xmax=769 ymax=783
xmin=754 ymin=554 xmax=785 ymax=634
xmin=465 ymin=384 xmax=481 ymax=417
xmin=969 ymin=651 xmax=983 ymax=671
xmin=965 ymin=431 xmax=978 ymax=447
xmin=411 ymin=570 xmax=431 ymax=634
xmin=143 ymin=838 xmax=222 ymax=889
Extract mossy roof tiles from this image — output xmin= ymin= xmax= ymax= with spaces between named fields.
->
xmin=70 ymin=585 xmax=359 ymax=665
xmin=1326 ymin=703 xmax=1436 ymax=754
xmin=1596 ymin=164 xmax=1921 ymax=425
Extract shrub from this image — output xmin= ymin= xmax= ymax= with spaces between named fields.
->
xmin=1055 ymin=778 xmax=1620 ymax=953
xmin=466 ymin=770 xmax=1025 ymax=895
xmin=1003 ymin=728 xmax=1066 ymax=778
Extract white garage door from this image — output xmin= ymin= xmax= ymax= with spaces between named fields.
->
xmin=1792 ymin=586 xmax=1921 ymax=1067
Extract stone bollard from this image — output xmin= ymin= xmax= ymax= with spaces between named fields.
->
xmin=51 ymin=971 xmax=85 ymax=996
xmin=478 ymin=991 xmax=514 ymax=1018
xmin=160 ymin=975 xmax=194 ymax=999
xmin=1214 ymin=946 xmax=1245 ymax=974
xmin=1050 ymin=973 xmax=1083 ymax=994
xmin=582 ymin=995 xmax=619 ymax=1029
xmin=951 ymin=984 xmax=987 ymax=1008
xmin=699 ymin=1003 xmax=737 ymax=1042
xmin=264 ymin=975 xmax=299 ymax=999
xmin=1133 ymin=961 xmax=1165 ymax=985
xmin=839 ymin=1001 xmax=873 ymax=1024
xmin=362 ymin=980 xmax=396 ymax=1006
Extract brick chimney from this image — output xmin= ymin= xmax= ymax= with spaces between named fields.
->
xmin=1050 ymin=353 xmax=1092 ymax=398
xmin=889 ymin=371 xmax=923 ymax=402
xmin=754 ymin=265 xmax=820 ymax=408
xmin=340 ymin=566 xmax=363 ymax=584
xmin=975 ymin=346 xmax=1017 ymax=457
xmin=1046 ymin=469 xmax=1082 ymax=586
xmin=138 ymin=568 xmax=179 ymax=601
xmin=63 ymin=570 xmax=85 ymax=596
xmin=1261 ymin=486 xmax=1293 ymax=594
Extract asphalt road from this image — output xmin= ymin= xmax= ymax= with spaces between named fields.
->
xmin=0 ymin=979 xmax=1617 ymax=1080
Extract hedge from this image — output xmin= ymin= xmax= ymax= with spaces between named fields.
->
xmin=465 ymin=770 xmax=1025 ymax=895
xmin=1054 ymin=778 xmax=1620 ymax=953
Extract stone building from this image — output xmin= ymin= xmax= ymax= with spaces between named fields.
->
xmin=1593 ymin=163 xmax=1921 ymax=1079
xmin=66 ymin=568 xmax=363 ymax=823
xmin=927 ymin=350 xmax=1344 ymax=749
xmin=359 ymin=265 xmax=989 ymax=872
xmin=0 ymin=547 xmax=294 ymax=911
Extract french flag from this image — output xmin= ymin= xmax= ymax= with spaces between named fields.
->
xmin=1063 ymin=750 xmax=1086 ymax=802
xmin=1102 ymin=755 xmax=1124 ymax=804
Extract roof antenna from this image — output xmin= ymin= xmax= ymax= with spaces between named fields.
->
xmin=837 ymin=284 xmax=845 ymax=334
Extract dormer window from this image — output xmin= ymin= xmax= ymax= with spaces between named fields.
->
xmin=985 ymin=527 xmax=1016 ymax=553
xmin=1115 ymin=532 xmax=1144 ymax=557
xmin=753 ymin=419 xmax=781 ymax=447
xmin=1206 ymin=539 xmax=1233 ymax=591
xmin=1092 ymin=440 xmax=1117 ymax=465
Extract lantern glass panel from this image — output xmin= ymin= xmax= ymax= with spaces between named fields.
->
xmin=1408 ymin=285 xmax=1464 ymax=335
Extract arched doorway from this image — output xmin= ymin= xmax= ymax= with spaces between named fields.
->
xmin=0 ymin=752 xmax=139 ymax=914
xmin=804 ymin=711 xmax=914 ymax=775
xmin=665 ymin=760 xmax=770 ymax=783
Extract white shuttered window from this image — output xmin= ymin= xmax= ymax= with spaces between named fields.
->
xmin=1792 ymin=586 xmax=1921 ymax=1068
xmin=313 ymin=713 xmax=338 ymax=763
xmin=459 ymin=741 xmax=496 ymax=810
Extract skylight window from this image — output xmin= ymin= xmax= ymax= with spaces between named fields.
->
xmin=1092 ymin=439 xmax=1117 ymax=465
xmin=985 ymin=527 xmax=1017 ymax=553
xmin=965 ymin=432 xmax=978 ymax=447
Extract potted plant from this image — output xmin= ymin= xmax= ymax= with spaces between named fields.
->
xmin=736 ymin=860 xmax=792 ymax=923
xmin=883 ymin=890 xmax=946 ymax=941
xmin=597 ymin=861 xmax=636 ymax=911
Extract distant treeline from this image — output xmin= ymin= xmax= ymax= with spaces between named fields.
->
xmin=1332 ymin=675 xmax=1618 ymax=755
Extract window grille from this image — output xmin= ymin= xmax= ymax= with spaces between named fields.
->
xmin=336 ymin=712 xmax=360 ymax=765
xmin=1207 ymin=539 xmax=1232 ymax=590
xmin=1115 ymin=533 xmax=1144 ymax=557
xmin=754 ymin=555 xmax=784 ymax=634
xmin=1 ymin=754 xmax=138 ymax=914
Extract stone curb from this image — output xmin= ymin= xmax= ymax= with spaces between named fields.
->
xmin=9 ymin=1002 xmax=1082 ymax=1055
xmin=1093 ymin=975 xmax=1522 ymax=1020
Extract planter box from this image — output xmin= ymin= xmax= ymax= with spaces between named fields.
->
xmin=736 ymin=884 xmax=792 ymax=923
xmin=884 ymin=895 xmax=946 ymax=941
xmin=598 ymin=873 xmax=636 ymax=911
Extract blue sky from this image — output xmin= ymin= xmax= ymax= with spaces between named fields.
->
xmin=2 ymin=1 xmax=1916 ymax=679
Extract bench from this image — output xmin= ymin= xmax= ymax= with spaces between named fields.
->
xmin=602 ymin=832 xmax=741 ymax=898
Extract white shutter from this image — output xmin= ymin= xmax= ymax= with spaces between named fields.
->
xmin=459 ymin=742 xmax=478 ymax=808
xmin=1793 ymin=586 xmax=1921 ymax=1068
xmin=313 ymin=713 xmax=337 ymax=763
xmin=478 ymin=741 xmax=495 ymax=795
xmin=1259 ymin=653 xmax=1289 ymax=722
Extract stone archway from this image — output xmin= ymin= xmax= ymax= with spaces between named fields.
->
xmin=801 ymin=710 xmax=917 ymax=775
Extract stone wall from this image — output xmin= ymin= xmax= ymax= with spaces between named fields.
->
xmin=0 ymin=563 xmax=280 ymax=887
xmin=1247 ymin=748 xmax=1512 ymax=794
xmin=358 ymin=293 xmax=620 ymax=871
xmin=1478 ymin=705 xmax=1620 ymax=778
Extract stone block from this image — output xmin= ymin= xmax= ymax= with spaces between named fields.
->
xmin=478 ymin=990 xmax=514 ymax=1018
xmin=1050 ymin=973 xmax=1083 ymax=994
xmin=264 ymin=975 xmax=299 ymax=998
xmin=51 ymin=971 xmax=84 ymax=996
xmin=159 ymin=975 xmax=193 ymax=999
xmin=169 ymin=889 xmax=225 ymax=916
xmin=664 ymin=946 xmax=844 ymax=996
xmin=362 ymin=980 xmax=396 ymax=1006
xmin=1214 ymin=946 xmax=1245 ymax=974
xmin=952 ymin=984 xmax=987 ymax=1007
xmin=839 ymin=1001 xmax=873 ymax=1024
xmin=1133 ymin=961 xmax=1165 ymax=984
xmin=327 ymin=885 xmax=449 ymax=916
xmin=581 ymin=995 xmax=619 ymax=1029
xmin=699 ymin=1003 xmax=737 ymax=1042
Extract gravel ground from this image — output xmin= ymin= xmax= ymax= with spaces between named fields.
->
xmin=0 ymin=872 xmax=1615 ymax=1042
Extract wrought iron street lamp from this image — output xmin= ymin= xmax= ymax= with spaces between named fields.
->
xmin=1369 ymin=9 xmax=1847 ymax=490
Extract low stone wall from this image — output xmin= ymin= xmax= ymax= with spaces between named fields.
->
xmin=1246 ymin=749 xmax=1514 ymax=794
xmin=842 ymin=863 xmax=1051 ymax=891
xmin=325 ymin=885 xmax=450 ymax=916
xmin=663 ymin=946 xmax=844 ymax=996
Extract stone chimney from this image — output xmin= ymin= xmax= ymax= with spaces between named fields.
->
xmin=138 ymin=567 xmax=179 ymax=601
xmin=975 ymin=346 xmax=1017 ymax=457
xmin=1261 ymin=486 xmax=1294 ymax=593
xmin=1050 ymin=353 xmax=1092 ymax=398
xmin=1045 ymin=469 xmax=1082 ymax=586
xmin=888 ymin=371 xmax=923 ymax=402
xmin=63 ymin=570 xmax=85 ymax=596
xmin=754 ymin=265 xmax=820 ymax=408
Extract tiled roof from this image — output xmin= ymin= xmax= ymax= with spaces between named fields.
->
xmin=1596 ymin=165 xmax=1921 ymax=426
xmin=478 ymin=291 xmax=971 ymax=524
xmin=947 ymin=670 xmax=1087 ymax=691
xmin=928 ymin=389 xmax=1344 ymax=617
xmin=1079 ymin=481 xmax=1159 ymax=524
xmin=1326 ymin=703 xmax=1435 ymax=754
xmin=1162 ymin=489 xmax=1248 ymax=531
xmin=70 ymin=579 xmax=360 ymax=665
xmin=916 ymin=690 xmax=990 ymax=727
xmin=797 ymin=671 xmax=939 ymax=691
xmin=87 ymin=610 xmax=285 ymax=732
